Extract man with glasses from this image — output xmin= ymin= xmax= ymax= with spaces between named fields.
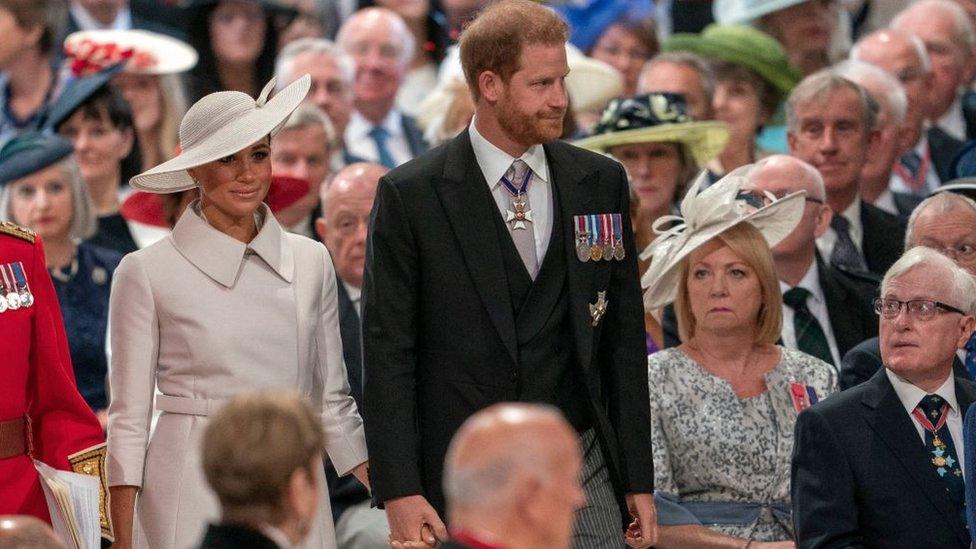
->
xmin=792 ymin=246 xmax=976 ymax=548
xmin=840 ymin=191 xmax=976 ymax=388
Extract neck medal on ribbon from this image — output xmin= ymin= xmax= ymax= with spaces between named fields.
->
xmin=501 ymin=167 xmax=533 ymax=230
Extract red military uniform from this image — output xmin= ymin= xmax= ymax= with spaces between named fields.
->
xmin=0 ymin=222 xmax=109 ymax=536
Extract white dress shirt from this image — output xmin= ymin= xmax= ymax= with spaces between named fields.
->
xmin=886 ymin=369 xmax=965 ymax=475
xmin=871 ymin=188 xmax=898 ymax=217
xmin=344 ymin=109 xmax=414 ymax=167
xmin=342 ymin=280 xmax=362 ymax=318
xmin=816 ymin=197 xmax=863 ymax=261
xmin=70 ymin=3 xmax=132 ymax=30
xmin=779 ymin=262 xmax=842 ymax=367
xmin=468 ymin=119 xmax=553 ymax=262
xmin=889 ymin=132 xmax=939 ymax=196
xmin=936 ymin=94 xmax=966 ymax=142
xmin=259 ymin=525 xmax=293 ymax=548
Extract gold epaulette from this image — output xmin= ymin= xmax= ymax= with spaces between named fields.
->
xmin=0 ymin=221 xmax=35 ymax=244
xmin=68 ymin=443 xmax=114 ymax=541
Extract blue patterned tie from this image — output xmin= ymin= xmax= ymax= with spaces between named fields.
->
xmin=965 ymin=332 xmax=976 ymax=381
xmin=829 ymin=215 xmax=867 ymax=273
xmin=369 ymin=126 xmax=397 ymax=169
xmin=917 ymin=394 xmax=965 ymax=519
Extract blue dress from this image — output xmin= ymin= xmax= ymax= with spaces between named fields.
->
xmin=50 ymin=242 xmax=121 ymax=410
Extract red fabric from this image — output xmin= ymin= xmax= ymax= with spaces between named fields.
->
xmin=0 ymin=235 xmax=104 ymax=522
xmin=450 ymin=530 xmax=508 ymax=549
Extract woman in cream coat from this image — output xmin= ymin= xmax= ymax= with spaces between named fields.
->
xmin=106 ymin=75 xmax=369 ymax=549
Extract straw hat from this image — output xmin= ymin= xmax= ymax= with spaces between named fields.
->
xmin=64 ymin=29 xmax=199 ymax=77
xmin=573 ymin=93 xmax=729 ymax=167
xmin=663 ymin=24 xmax=800 ymax=96
xmin=712 ymin=0 xmax=810 ymax=24
xmin=640 ymin=165 xmax=806 ymax=311
xmin=130 ymin=75 xmax=311 ymax=193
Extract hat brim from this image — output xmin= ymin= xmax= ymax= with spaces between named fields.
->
xmin=573 ymin=121 xmax=729 ymax=167
xmin=65 ymin=30 xmax=198 ymax=75
xmin=640 ymin=180 xmax=806 ymax=311
xmin=663 ymin=33 xmax=799 ymax=95
xmin=566 ymin=56 xmax=624 ymax=113
xmin=934 ymin=179 xmax=976 ymax=202
xmin=713 ymin=0 xmax=808 ymax=23
xmin=0 ymin=135 xmax=74 ymax=186
xmin=42 ymin=62 xmax=126 ymax=130
xmin=129 ymin=75 xmax=311 ymax=193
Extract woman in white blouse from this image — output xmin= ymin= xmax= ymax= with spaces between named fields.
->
xmin=106 ymin=75 xmax=369 ymax=549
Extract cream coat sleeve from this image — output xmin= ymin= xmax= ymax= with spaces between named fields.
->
xmin=106 ymin=253 xmax=159 ymax=488
xmin=314 ymin=245 xmax=368 ymax=476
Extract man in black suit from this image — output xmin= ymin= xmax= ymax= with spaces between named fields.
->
xmin=361 ymin=2 xmax=655 ymax=548
xmin=440 ymin=403 xmax=584 ymax=549
xmin=792 ymin=247 xmax=976 ymax=548
xmin=62 ymin=0 xmax=184 ymax=42
xmin=840 ymin=190 xmax=976 ymax=388
xmin=315 ymin=162 xmax=390 ymax=549
xmin=787 ymin=69 xmax=906 ymax=277
xmin=336 ymin=7 xmax=427 ymax=169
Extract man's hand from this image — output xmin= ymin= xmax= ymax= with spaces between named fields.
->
xmin=624 ymin=492 xmax=657 ymax=548
xmin=385 ymin=494 xmax=448 ymax=548
xmin=351 ymin=461 xmax=370 ymax=491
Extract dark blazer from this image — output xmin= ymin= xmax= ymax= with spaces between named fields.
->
xmin=891 ymin=191 xmax=924 ymax=219
xmin=198 ymin=524 xmax=280 ymax=549
xmin=660 ymin=256 xmax=879 ymax=360
xmin=362 ymin=129 xmax=652 ymax=520
xmin=792 ymin=368 xmax=976 ymax=548
xmin=929 ymin=126 xmax=967 ymax=183
xmin=840 ymin=336 xmax=969 ymax=390
xmin=59 ymin=9 xmax=185 ymax=48
xmin=860 ymin=200 xmax=906 ymax=277
xmin=325 ymin=277 xmax=369 ymax=522
xmin=401 ymin=114 xmax=429 ymax=159
xmin=964 ymin=403 xmax=976 ymax=541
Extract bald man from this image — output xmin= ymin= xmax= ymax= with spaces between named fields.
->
xmin=440 ymin=403 xmax=585 ymax=549
xmin=0 ymin=515 xmax=62 ymax=549
xmin=315 ymin=162 xmax=390 ymax=549
xmin=744 ymin=156 xmax=878 ymax=367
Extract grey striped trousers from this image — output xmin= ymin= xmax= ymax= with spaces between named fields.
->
xmin=571 ymin=429 xmax=626 ymax=549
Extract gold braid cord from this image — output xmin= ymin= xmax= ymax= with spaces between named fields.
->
xmin=67 ymin=443 xmax=114 ymax=541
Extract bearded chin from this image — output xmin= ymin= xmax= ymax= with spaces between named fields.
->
xmin=497 ymin=95 xmax=564 ymax=146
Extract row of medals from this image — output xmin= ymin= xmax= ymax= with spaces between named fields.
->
xmin=576 ymin=236 xmax=625 ymax=263
xmin=0 ymin=281 xmax=34 ymax=313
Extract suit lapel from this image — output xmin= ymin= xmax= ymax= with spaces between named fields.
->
xmin=817 ymin=257 xmax=860 ymax=357
xmin=862 ymin=370 xmax=970 ymax=543
xmin=434 ymin=132 xmax=518 ymax=364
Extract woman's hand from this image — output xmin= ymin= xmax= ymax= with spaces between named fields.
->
xmin=108 ymin=485 xmax=138 ymax=549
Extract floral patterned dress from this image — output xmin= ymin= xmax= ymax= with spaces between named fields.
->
xmin=648 ymin=346 xmax=838 ymax=541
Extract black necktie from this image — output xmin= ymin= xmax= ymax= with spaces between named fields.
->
xmin=782 ymin=287 xmax=833 ymax=366
xmin=829 ymin=215 xmax=867 ymax=273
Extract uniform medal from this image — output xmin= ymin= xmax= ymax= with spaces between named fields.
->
xmin=574 ymin=216 xmax=590 ymax=262
xmin=11 ymin=262 xmax=33 ymax=308
xmin=612 ymin=214 xmax=626 ymax=261
xmin=598 ymin=214 xmax=611 ymax=261
xmin=588 ymin=215 xmax=603 ymax=261
xmin=1 ymin=265 xmax=20 ymax=310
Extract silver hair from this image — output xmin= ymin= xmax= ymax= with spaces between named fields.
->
xmin=833 ymin=60 xmax=908 ymax=127
xmin=639 ymin=51 xmax=716 ymax=104
xmin=0 ymin=157 xmax=97 ymax=241
xmin=786 ymin=70 xmax=878 ymax=136
xmin=274 ymin=38 xmax=356 ymax=91
xmin=279 ymin=103 xmax=336 ymax=146
xmin=904 ymin=191 xmax=976 ymax=250
xmin=850 ymin=31 xmax=932 ymax=74
xmin=750 ymin=155 xmax=826 ymax=201
xmin=336 ymin=8 xmax=416 ymax=68
xmin=892 ymin=0 xmax=976 ymax=54
xmin=881 ymin=246 xmax=976 ymax=315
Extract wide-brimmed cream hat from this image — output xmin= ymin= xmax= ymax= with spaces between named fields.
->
xmin=130 ymin=75 xmax=311 ymax=193
xmin=64 ymin=29 xmax=198 ymax=76
xmin=640 ymin=164 xmax=806 ymax=311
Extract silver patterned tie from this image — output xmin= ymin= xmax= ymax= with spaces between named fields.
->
xmin=503 ymin=159 xmax=539 ymax=278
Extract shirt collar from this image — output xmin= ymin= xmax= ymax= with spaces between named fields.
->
xmin=258 ymin=525 xmax=292 ymax=548
xmin=468 ymin=117 xmax=549 ymax=189
xmin=885 ymin=368 xmax=959 ymax=415
xmin=839 ymin=194 xmax=863 ymax=246
xmin=342 ymin=279 xmax=361 ymax=304
xmin=70 ymin=3 xmax=132 ymax=30
xmin=348 ymin=109 xmax=403 ymax=139
xmin=171 ymin=201 xmax=294 ymax=287
xmin=779 ymin=260 xmax=824 ymax=305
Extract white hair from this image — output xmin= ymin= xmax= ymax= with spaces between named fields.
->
xmin=274 ymin=38 xmax=356 ymax=91
xmin=905 ymin=191 xmax=976 ymax=250
xmin=278 ymin=103 xmax=336 ymax=147
xmin=850 ymin=31 xmax=932 ymax=74
xmin=892 ymin=0 xmax=976 ymax=54
xmin=336 ymin=8 xmax=416 ymax=68
xmin=834 ymin=59 xmax=908 ymax=126
xmin=639 ymin=51 xmax=716 ymax=101
xmin=882 ymin=246 xmax=976 ymax=315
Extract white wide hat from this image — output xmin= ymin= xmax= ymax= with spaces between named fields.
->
xmin=640 ymin=164 xmax=806 ymax=311
xmin=565 ymin=44 xmax=624 ymax=113
xmin=64 ymin=29 xmax=198 ymax=75
xmin=130 ymin=75 xmax=311 ymax=193
xmin=713 ymin=0 xmax=810 ymax=24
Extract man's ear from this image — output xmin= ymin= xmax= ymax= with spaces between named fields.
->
xmin=479 ymin=70 xmax=503 ymax=103
xmin=315 ymin=217 xmax=327 ymax=242
xmin=813 ymin=204 xmax=832 ymax=239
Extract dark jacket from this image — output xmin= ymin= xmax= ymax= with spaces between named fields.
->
xmin=840 ymin=336 xmax=969 ymax=390
xmin=198 ymin=524 xmax=280 ymax=549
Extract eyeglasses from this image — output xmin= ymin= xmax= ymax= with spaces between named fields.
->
xmin=735 ymin=190 xmax=823 ymax=210
xmin=872 ymin=298 xmax=967 ymax=320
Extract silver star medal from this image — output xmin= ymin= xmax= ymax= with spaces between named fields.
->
xmin=505 ymin=193 xmax=533 ymax=230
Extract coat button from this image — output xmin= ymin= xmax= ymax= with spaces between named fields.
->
xmin=510 ymin=371 xmax=519 ymax=382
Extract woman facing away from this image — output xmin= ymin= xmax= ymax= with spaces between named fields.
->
xmin=106 ymin=74 xmax=368 ymax=549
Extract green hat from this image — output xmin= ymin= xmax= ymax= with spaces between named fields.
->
xmin=663 ymin=24 xmax=801 ymax=96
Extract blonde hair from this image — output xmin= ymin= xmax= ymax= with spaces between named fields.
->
xmin=674 ymin=222 xmax=782 ymax=344
xmin=202 ymin=392 xmax=325 ymax=526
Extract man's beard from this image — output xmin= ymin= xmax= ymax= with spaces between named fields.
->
xmin=496 ymin=93 xmax=566 ymax=147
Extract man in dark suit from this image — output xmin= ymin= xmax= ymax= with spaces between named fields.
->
xmin=61 ymin=0 xmax=184 ymax=43
xmin=840 ymin=190 xmax=976 ymax=388
xmin=792 ymin=247 xmax=976 ymax=548
xmin=440 ymin=403 xmax=584 ymax=549
xmin=336 ymin=7 xmax=427 ymax=169
xmin=315 ymin=162 xmax=390 ymax=548
xmin=361 ymin=2 xmax=655 ymax=548
xmin=787 ymin=69 xmax=906 ymax=277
